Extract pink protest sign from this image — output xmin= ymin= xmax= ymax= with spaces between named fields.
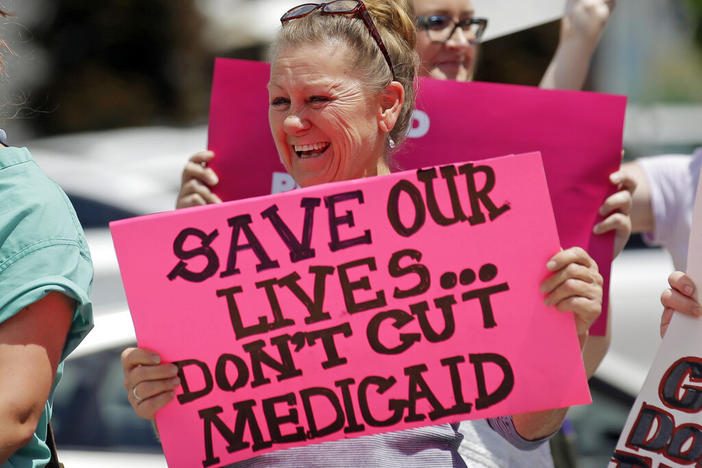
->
xmin=207 ymin=58 xmax=626 ymax=335
xmin=111 ymin=152 xmax=591 ymax=468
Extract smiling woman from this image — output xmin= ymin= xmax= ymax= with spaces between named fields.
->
xmin=120 ymin=1 xmax=610 ymax=467
xmin=413 ymin=0 xmax=484 ymax=81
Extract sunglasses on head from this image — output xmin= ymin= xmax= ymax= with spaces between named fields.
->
xmin=281 ymin=1 xmax=396 ymax=80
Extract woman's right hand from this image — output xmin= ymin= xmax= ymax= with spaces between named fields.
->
xmin=122 ymin=347 xmax=181 ymax=420
xmin=176 ymin=150 xmax=223 ymax=209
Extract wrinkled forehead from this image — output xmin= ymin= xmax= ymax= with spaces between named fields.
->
xmin=267 ymin=40 xmax=361 ymax=88
xmin=413 ymin=0 xmax=475 ymax=17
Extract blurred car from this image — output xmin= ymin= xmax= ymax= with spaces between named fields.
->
xmin=52 ymin=306 xmax=167 ymax=466
xmin=28 ymin=127 xmax=676 ymax=466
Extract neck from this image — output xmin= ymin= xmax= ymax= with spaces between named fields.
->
xmin=376 ymin=157 xmax=390 ymax=176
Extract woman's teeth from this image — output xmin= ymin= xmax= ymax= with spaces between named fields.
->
xmin=294 ymin=142 xmax=330 ymax=158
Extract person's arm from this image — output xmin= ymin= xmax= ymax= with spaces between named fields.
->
xmin=514 ymin=247 xmax=603 ymax=440
xmin=539 ymin=0 xmax=615 ymax=90
xmin=0 ymin=292 xmax=73 ymax=463
xmin=176 ymin=150 xmax=223 ymax=209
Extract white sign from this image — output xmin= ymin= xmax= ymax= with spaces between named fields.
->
xmin=473 ymin=0 xmax=567 ymax=41
xmin=610 ymin=168 xmax=702 ymax=467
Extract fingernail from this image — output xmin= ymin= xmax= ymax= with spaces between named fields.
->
xmin=610 ymin=172 xmax=621 ymax=184
xmin=169 ymin=377 xmax=181 ymax=386
xmin=168 ymin=364 xmax=179 ymax=375
xmin=151 ymin=355 xmax=161 ymax=364
xmin=210 ymin=173 xmax=219 ymax=185
xmin=547 ymin=260 xmax=557 ymax=271
xmin=684 ymin=284 xmax=694 ymax=295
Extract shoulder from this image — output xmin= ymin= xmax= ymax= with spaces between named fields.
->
xmin=0 ymin=146 xmax=91 ymax=264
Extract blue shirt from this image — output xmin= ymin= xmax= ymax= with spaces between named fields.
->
xmin=0 ymin=146 xmax=93 ymax=468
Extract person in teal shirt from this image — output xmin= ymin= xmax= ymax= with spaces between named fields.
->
xmin=0 ymin=141 xmax=94 ymax=467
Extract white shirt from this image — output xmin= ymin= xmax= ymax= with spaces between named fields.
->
xmin=638 ymin=148 xmax=702 ymax=270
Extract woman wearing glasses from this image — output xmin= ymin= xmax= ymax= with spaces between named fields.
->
xmin=413 ymin=0 xmax=616 ymax=89
xmin=123 ymin=1 xmax=606 ymax=466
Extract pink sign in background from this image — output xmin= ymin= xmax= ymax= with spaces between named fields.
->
xmin=208 ymin=58 xmax=626 ymax=335
xmin=111 ymin=153 xmax=591 ymax=467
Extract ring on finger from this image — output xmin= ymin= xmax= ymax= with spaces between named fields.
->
xmin=132 ymin=384 xmax=144 ymax=402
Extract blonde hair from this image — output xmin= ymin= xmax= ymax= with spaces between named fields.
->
xmin=270 ymin=0 xmax=418 ymax=150
xmin=0 ymin=9 xmax=9 ymax=74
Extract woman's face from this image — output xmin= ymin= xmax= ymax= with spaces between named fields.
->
xmin=268 ymin=42 xmax=387 ymax=188
xmin=413 ymin=0 xmax=478 ymax=82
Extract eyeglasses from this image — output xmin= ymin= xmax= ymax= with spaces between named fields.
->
xmin=280 ymin=1 xmax=396 ymax=80
xmin=416 ymin=15 xmax=488 ymax=44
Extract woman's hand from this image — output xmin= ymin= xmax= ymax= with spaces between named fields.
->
xmin=540 ymin=247 xmax=603 ymax=343
xmin=176 ymin=150 xmax=223 ymax=209
xmin=593 ymin=169 xmax=636 ymax=258
xmin=122 ymin=347 xmax=180 ymax=420
xmin=562 ymin=0 xmax=615 ymax=41
xmin=660 ymin=271 xmax=702 ymax=337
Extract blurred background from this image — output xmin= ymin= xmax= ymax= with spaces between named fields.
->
xmin=2 ymin=0 xmax=701 ymax=156
xmin=1 ymin=1 xmax=700 ymax=467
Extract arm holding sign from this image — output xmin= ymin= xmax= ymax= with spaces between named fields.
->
xmin=660 ymin=271 xmax=702 ymax=337
xmin=540 ymin=0 xmax=615 ymax=90
xmin=512 ymin=247 xmax=603 ymax=441
xmin=576 ymin=165 xmax=635 ymax=378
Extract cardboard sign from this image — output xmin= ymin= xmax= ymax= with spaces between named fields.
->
xmin=609 ymin=167 xmax=702 ymax=468
xmin=111 ymin=153 xmax=591 ymax=468
xmin=207 ymin=58 xmax=626 ymax=335
xmin=472 ymin=0 xmax=567 ymax=41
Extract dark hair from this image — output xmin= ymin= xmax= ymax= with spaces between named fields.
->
xmin=270 ymin=0 xmax=418 ymax=150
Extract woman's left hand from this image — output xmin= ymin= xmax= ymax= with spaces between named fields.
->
xmin=593 ymin=169 xmax=636 ymax=258
xmin=540 ymin=247 xmax=603 ymax=340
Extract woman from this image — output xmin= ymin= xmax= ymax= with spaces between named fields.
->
xmin=124 ymin=1 xmax=604 ymax=466
xmin=0 ymin=9 xmax=94 ymax=467
xmin=412 ymin=0 xmax=616 ymax=89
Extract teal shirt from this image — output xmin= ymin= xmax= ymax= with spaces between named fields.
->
xmin=0 ymin=146 xmax=94 ymax=467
